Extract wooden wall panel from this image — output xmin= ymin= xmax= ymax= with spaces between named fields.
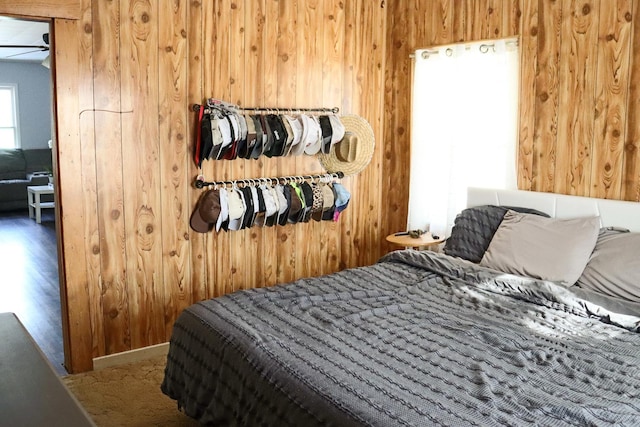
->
xmin=276 ymin=0 xmax=299 ymax=284
xmin=589 ymin=0 xmax=633 ymax=199
xmin=0 ymin=0 xmax=80 ymax=19
xmin=53 ymin=15 xmax=95 ymax=373
xmin=239 ymin=0 xmax=263 ymax=293
xmin=623 ymin=0 xmax=640 ymax=201
xmin=532 ymin=0 xmax=562 ymax=193
xmin=383 ymin=0 xmax=640 ymax=272
xmin=34 ymin=0 xmax=640 ymax=373
xmin=158 ymin=0 xmax=191 ymax=340
xmin=517 ymin=0 xmax=538 ymax=190
xmin=119 ymin=0 xmax=164 ymax=351
xmin=186 ymin=0 xmax=206 ymax=303
xmin=92 ymin=0 xmax=130 ymax=355
xmin=50 ymin=0 xmax=389 ymax=372
xmin=554 ymin=0 xmax=599 ymax=196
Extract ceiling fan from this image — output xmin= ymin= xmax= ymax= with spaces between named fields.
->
xmin=0 ymin=33 xmax=49 ymax=59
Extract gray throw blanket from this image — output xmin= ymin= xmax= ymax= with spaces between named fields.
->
xmin=162 ymin=250 xmax=640 ymax=426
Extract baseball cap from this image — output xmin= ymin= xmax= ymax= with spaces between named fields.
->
xmin=190 ymin=189 xmax=221 ymax=233
xmin=240 ymin=114 xmax=256 ymax=158
xmin=310 ymin=183 xmax=325 ymax=221
xmin=249 ymin=115 xmax=264 ymax=159
xmin=275 ymin=184 xmax=290 ymax=225
xmin=265 ymin=186 xmax=280 ymax=226
xmin=227 ymin=188 xmax=246 ymax=231
xmin=318 ymin=115 xmax=333 ymax=154
xmin=217 ymin=116 xmax=233 ymax=159
xmin=239 ymin=186 xmax=254 ymax=229
xmin=284 ymin=115 xmax=303 ymax=156
xmin=281 ymin=115 xmax=295 ymax=156
xmin=329 ymin=115 xmax=345 ymax=146
xmin=303 ymin=116 xmax=323 ymax=155
xmin=260 ymin=115 xmax=274 ymax=155
xmin=287 ymin=183 xmax=304 ymax=223
xmin=253 ymin=186 xmax=267 ymax=227
xmin=332 ymin=183 xmax=351 ymax=221
xmin=319 ymin=184 xmax=335 ymax=221
xmin=215 ymin=188 xmax=229 ymax=232
xmin=264 ymin=115 xmax=288 ymax=157
xmin=300 ymin=182 xmax=314 ymax=222
xmin=199 ymin=113 xmax=213 ymax=165
xmin=208 ymin=114 xmax=224 ymax=160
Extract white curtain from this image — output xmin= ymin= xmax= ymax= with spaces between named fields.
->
xmin=407 ymin=38 xmax=519 ymax=237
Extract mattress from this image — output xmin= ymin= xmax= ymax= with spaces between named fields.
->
xmin=161 ymin=250 xmax=640 ymax=426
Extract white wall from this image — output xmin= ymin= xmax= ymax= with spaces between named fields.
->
xmin=0 ymin=60 xmax=52 ymax=150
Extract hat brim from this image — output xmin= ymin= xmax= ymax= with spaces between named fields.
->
xmin=316 ymin=114 xmax=375 ymax=176
xmin=190 ymin=205 xmax=211 ymax=233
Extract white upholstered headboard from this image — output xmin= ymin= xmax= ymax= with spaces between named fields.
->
xmin=467 ymin=187 xmax=640 ymax=232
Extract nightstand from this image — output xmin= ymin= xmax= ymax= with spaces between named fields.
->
xmin=385 ymin=232 xmax=445 ymax=250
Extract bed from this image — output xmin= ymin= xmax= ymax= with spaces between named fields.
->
xmin=162 ymin=188 xmax=640 ymax=426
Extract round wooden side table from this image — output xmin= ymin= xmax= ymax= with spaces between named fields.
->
xmin=385 ymin=232 xmax=445 ymax=250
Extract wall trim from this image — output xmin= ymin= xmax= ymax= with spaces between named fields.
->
xmin=92 ymin=342 xmax=169 ymax=371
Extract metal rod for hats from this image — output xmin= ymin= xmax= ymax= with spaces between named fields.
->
xmin=191 ymin=99 xmax=339 ymax=115
xmin=194 ymin=171 xmax=345 ymax=189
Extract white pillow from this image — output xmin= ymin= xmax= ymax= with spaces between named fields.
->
xmin=480 ymin=210 xmax=600 ymax=285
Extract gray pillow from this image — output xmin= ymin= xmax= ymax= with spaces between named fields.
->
xmin=444 ymin=205 xmax=549 ymax=263
xmin=480 ymin=210 xmax=600 ymax=285
xmin=574 ymin=230 xmax=640 ymax=303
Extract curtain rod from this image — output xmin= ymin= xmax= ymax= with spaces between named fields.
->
xmin=410 ymin=38 xmax=519 ymax=59
xmin=195 ymin=172 xmax=345 ymax=189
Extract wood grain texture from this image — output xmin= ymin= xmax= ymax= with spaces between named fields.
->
xmin=92 ymin=0 xmax=131 ymax=355
xmin=26 ymin=0 xmax=640 ymax=373
xmin=589 ymin=0 xmax=633 ymax=199
xmin=228 ymin=0 xmax=245 ymax=294
xmin=554 ymin=0 xmax=599 ymax=196
xmin=381 ymin=0 xmax=411 ymax=255
xmin=158 ymin=0 xmax=191 ymax=339
xmin=186 ymin=0 xmax=206 ymax=303
xmin=276 ymin=0 xmax=299 ymax=285
xmin=0 ymin=0 xmax=80 ymax=19
xmin=623 ymin=0 xmax=640 ymax=201
xmin=53 ymin=15 xmax=95 ymax=373
xmin=532 ymin=0 xmax=562 ymax=193
xmin=119 ymin=0 xmax=164 ymax=350
xmin=517 ymin=0 xmax=538 ymax=191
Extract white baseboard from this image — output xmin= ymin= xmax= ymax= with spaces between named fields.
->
xmin=92 ymin=342 xmax=169 ymax=370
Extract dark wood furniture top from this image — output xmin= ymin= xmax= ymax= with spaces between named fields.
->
xmin=0 ymin=312 xmax=94 ymax=426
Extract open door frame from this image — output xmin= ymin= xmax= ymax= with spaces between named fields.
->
xmin=0 ymin=1 xmax=83 ymax=372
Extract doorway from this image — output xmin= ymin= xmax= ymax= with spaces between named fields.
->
xmin=0 ymin=16 xmax=65 ymax=374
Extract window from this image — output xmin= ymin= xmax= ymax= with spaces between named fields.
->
xmin=0 ymin=84 xmax=20 ymax=149
xmin=408 ymin=38 xmax=519 ymax=237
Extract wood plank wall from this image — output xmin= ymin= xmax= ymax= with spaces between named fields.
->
xmin=384 ymin=0 xmax=640 ymax=237
xmin=49 ymin=0 xmax=388 ymax=372
xmin=8 ymin=0 xmax=640 ymax=372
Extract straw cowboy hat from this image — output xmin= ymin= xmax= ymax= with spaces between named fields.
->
xmin=317 ymin=114 xmax=375 ymax=176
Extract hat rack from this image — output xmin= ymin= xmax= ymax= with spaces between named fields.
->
xmin=194 ymin=171 xmax=345 ymax=189
xmin=191 ymin=98 xmax=339 ymax=115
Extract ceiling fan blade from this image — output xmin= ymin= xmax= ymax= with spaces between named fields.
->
xmin=0 ymin=44 xmax=49 ymax=50
xmin=4 ymin=48 xmax=49 ymax=58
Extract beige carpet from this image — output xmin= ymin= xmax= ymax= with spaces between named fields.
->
xmin=62 ymin=355 xmax=199 ymax=427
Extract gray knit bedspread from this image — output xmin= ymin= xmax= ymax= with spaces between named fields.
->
xmin=161 ymin=250 xmax=640 ymax=426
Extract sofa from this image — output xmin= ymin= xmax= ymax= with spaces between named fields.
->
xmin=0 ymin=148 xmax=53 ymax=212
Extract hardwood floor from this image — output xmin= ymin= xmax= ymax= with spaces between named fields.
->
xmin=0 ymin=209 xmax=65 ymax=375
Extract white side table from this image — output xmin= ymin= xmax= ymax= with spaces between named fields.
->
xmin=27 ymin=185 xmax=55 ymax=224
